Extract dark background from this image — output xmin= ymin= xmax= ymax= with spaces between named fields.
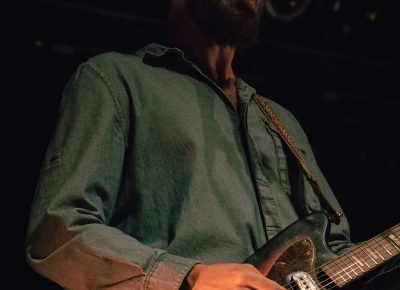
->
xmin=3 ymin=0 xmax=399 ymax=289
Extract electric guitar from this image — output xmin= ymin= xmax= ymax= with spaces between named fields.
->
xmin=246 ymin=212 xmax=399 ymax=289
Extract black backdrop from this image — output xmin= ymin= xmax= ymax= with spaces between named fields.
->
xmin=3 ymin=0 xmax=399 ymax=289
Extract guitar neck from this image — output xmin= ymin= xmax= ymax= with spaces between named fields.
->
xmin=322 ymin=224 xmax=400 ymax=288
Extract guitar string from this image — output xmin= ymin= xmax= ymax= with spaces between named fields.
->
xmin=317 ymin=227 xmax=400 ymax=290
xmin=310 ymin=239 xmax=399 ymax=287
xmin=319 ymin=226 xmax=400 ymax=289
xmin=279 ymin=242 xmax=358 ymax=289
xmin=279 ymin=228 xmax=400 ymax=290
xmin=307 ymin=237 xmax=399 ymax=290
xmin=278 ymin=225 xmax=400 ymax=289
xmin=282 ymin=243 xmax=387 ymax=290
xmin=320 ymin=225 xmax=400 ymax=290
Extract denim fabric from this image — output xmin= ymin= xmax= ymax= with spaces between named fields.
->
xmin=26 ymin=43 xmax=352 ymax=290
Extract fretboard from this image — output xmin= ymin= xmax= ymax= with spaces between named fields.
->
xmin=322 ymin=223 xmax=400 ymax=287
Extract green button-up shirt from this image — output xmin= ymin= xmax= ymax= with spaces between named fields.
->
xmin=26 ymin=43 xmax=352 ymax=290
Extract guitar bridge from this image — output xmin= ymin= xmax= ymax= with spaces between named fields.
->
xmin=287 ymin=271 xmax=320 ymax=290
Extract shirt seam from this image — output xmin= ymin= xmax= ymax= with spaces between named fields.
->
xmin=174 ymin=262 xmax=196 ymax=290
xmin=143 ymin=253 xmax=196 ymax=290
xmin=81 ymin=62 xmax=128 ymax=147
xmin=143 ymin=254 xmax=164 ymax=290
xmin=256 ymin=109 xmax=284 ymax=186
xmin=253 ymin=106 xmax=284 ymax=231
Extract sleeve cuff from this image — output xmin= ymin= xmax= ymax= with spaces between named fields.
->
xmin=144 ymin=253 xmax=199 ymax=290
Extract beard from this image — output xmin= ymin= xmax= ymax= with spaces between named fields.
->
xmin=185 ymin=0 xmax=264 ymax=47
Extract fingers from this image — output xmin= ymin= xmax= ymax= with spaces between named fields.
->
xmin=237 ymin=265 xmax=286 ymax=290
xmin=184 ymin=263 xmax=286 ymax=290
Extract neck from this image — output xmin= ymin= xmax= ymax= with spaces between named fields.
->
xmin=168 ymin=1 xmax=238 ymax=107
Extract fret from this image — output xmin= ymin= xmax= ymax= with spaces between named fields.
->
xmin=386 ymin=232 xmax=400 ymax=251
xmin=343 ymin=254 xmax=364 ymax=276
xmin=325 ymin=257 xmax=362 ymax=287
xmin=320 ymin=223 xmax=400 ymax=288
xmin=350 ymin=251 xmax=369 ymax=272
xmin=365 ymin=240 xmax=385 ymax=261
xmin=332 ymin=259 xmax=348 ymax=282
xmin=372 ymin=237 xmax=395 ymax=259
xmin=325 ymin=241 xmax=386 ymax=285
xmin=380 ymin=236 xmax=399 ymax=256
xmin=353 ymin=247 xmax=374 ymax=270
xmin=339 ymin=255 xmax=363 ymax=279
xmin=370 ymin=233 xmax=399 ymax=260
xmin=359 ymin=243 xmax=380 ymax=265
xmin=376 ymin=238 xmax=392 ymax=256
xmin=338 ymin=256 xmax=357 ymax=279
xmin=334 ymin=259 xmax=353 ymax=282
xmin=322 ymin=260 xmax=348 ymax=287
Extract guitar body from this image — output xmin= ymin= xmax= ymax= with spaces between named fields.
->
xmin=246 ymin=212 xmax=337 ymax=288
xmin=246 ymin=212 xmax=400 ymax=289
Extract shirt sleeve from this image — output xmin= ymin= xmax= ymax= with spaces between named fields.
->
xmin=25 ymin=63 xmax=198 ymax=290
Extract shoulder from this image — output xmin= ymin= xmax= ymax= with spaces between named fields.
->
xmin=80 ymin=51 xmax=146 ymax=77
xmin=88 ymin=51 xmax=142 ymax=66
xmin=66 ymin=52 xmax=147 ymax=144
xmin=67 ymin=52 xmax=147 ymax=96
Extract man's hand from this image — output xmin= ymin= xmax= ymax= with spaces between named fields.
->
xmin=182 ymin=263 xmax=286 ymax=290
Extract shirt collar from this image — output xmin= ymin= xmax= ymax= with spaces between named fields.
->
xmin=136 ymin=43 xmax=180 ymax=59
xmin=136 ymin=43 xmax=257 ymax=104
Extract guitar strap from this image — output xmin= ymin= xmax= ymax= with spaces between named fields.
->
xmin=254 ymin=95 xmax=343 ymax=225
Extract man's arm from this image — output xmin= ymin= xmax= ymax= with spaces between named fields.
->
xmin=25 ymin=62 xmax=198 ymax=290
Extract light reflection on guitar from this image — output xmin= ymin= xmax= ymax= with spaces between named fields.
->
xmin=246 ymin=212 xmax=399 ymax=289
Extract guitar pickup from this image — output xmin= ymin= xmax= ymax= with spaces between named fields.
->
xmin=287 ymin=271 xmax=320 ymax=290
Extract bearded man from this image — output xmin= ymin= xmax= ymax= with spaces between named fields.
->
xmin=25 ymin=1 xmax=398 ymax=289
